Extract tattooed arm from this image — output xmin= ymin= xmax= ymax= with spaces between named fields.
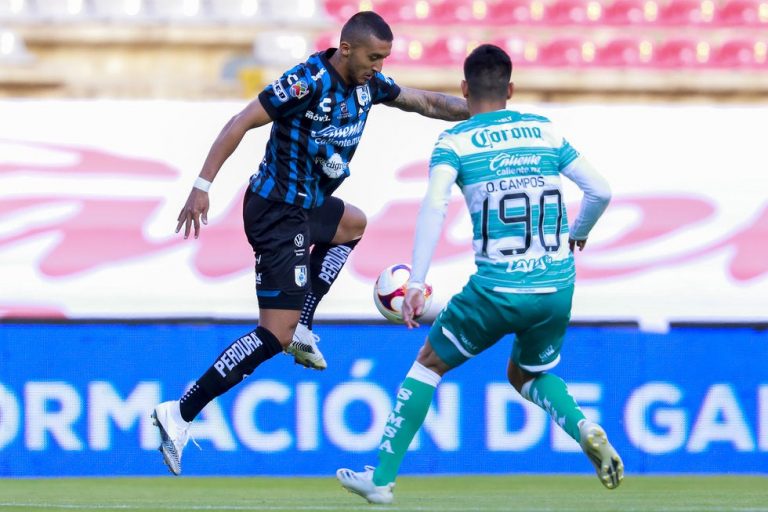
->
xmin=385 ymin=86 xmax=469 ymax=121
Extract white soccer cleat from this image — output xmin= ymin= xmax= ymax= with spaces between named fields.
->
xmin=285 ymin=323 xmax=327 ymax=370
xmin=579 ymin=421 xmax=624 ymax=489
xmin=336 ymin=465 xmax=395 ymax=504
xmin=151 ymin=400 xmax=191 ymax=476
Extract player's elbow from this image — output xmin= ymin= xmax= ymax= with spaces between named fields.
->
xmin=424 ymin=199 xmax=449 ymax=217
xmin=592 ymin=178 xmax=612 ymax=207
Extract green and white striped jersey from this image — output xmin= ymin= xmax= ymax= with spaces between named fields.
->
xmin=420 ymin=109 xmax=606 ymax=292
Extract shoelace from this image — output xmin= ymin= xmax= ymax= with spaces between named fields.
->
xmin=177 ymin=427 xmax=202 ymax=452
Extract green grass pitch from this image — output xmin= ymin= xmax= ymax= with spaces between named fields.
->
xmin=0 ymin=475 xmax=766 ymax=511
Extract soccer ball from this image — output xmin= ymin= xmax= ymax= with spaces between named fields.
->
xmin=373 ymin=263 xmax=433 ymax=323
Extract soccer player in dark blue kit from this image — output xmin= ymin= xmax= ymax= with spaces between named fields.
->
xmin=151 ymin=11 xmax=469 ymax=475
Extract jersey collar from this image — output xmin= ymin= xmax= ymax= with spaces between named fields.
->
xmin=320 ymin=48 xmax=353 ymax=92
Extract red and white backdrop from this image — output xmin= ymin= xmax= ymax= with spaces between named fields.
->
xmin=1 ymin=100 xmax=766 ymax=327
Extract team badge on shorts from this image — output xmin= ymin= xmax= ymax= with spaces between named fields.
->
xmin=295 ymin=265 xmax=308 ymax=287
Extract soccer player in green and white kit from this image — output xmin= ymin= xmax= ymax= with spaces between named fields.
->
xmin=337 ymin=44 xmax=623 ymax=504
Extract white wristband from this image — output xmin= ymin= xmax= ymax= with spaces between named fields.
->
xmin=193 ymin=177 xmax=211 ymax=192
xmin=407 ymin=281 xmax=426 ymax=292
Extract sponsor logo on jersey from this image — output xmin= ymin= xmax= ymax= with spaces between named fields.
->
xmin=355 ymin=84 xmax=371 ymax=106
xmin=314 ymin=153 xmax=348 ymax=179
xmin=290 ymin=80 xmax=309 ymax=99
xmin=490 ymin=153 xmax=542 ymax=175
xmin=471 ymin=126 xmax=543 ymax=149
xmin=311 ymin=120 xmax=365 ymax=147
xmin=305 ymin=110 xmax=330 ymax=122
xmin=311 ymin=67 xmax=326 ymax=82
xmin=294 ymin=234 xmax=305 ymax=247
xmin=337 ymin=101 xmax=351 ymax=119
xmin=272 ymin=79 xmax=289 ymax=102
xmin=295 ymin=265 xmax=308 ymax=287
xmin=506 ymin=255 xmax=553 ymax=274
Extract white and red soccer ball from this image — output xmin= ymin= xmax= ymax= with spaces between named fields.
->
xmin=373 ymin=263 xmax=433 ymax=323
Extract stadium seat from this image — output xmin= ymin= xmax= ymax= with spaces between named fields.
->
xmin=600 ymin=0 xmax=655 ymax=25
xmin=594 ymin=37 xmax=654 ymax=67
xmin=31 ymin=0 xmax=89 ymax=21
xmin=323 ymin=0 xmax=374 ymax=22
xmin=260 ymin=0 xmax=325 ymax=23
xmin=314 ymin=32 xmax=337 ymax=51
xmin=420 ymin=35 xmax=478 ymax=65
xmin=207 ymin=0 xmax=261 ymax=22
xmin=654 ymin=0 xmax=714 ymax=25
xmin=0 ymin=28 xmax=32 ymax=63
xmin=483 ymin=0 xmax=538 ymax=25
xmin=421 ymin=0 xmax=492 ymax=25
xmin=253 ymin=32 xmax=311 ymax=67
xmin=651 ymin=38 xmax=711 ymax=68
xmin=91 ymin=0 xmax=148 ymax=20
xmin=492 ymin=35 xmax=539 ymax=66
xmin=373 ymin=0 xmax=429 ymax=24
xmin=714 ymin=0 xmax=768 ymax=26
xmin=710 ymin=38 xmax=768 ymax=68
xmin=381 ymin=34 xmax=422 ymax=65
xmin=535 ymin=36 xmax=596 ymax=67
xmin=149 ymin=0 xmax=205 ymax=21
xmin=0 ymin=0 xmax=31 ymax=21
xmin=540 ymin=0 xmax=604 ymax=25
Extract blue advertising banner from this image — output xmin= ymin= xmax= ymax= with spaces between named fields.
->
xmin=0 ymin=322 xmax=766 ymax=477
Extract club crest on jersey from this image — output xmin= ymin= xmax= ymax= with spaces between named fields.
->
xmin=290 ymin=80 xmax=309 ymax=99
xmin=355 ymin=84 xmax=371 ymax=106
xmin=295 ymin=265 xmax=308 ymax=287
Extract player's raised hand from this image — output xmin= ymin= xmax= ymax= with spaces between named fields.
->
xmin=402 ymin=287 xmax=425 ymax=329
xmin=569 ymin=237 xmax=587 ymax=253
xmin=176 ymin=188 xmax=209 ymax=239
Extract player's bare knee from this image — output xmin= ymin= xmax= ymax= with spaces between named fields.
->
xmin=339 ymin=203 xmax=367 ymax=240
xmin=507 ymin=362 xmax=535 ymax=392
xmin=416 ymin=340 xmax=450 ymax=376
xmin=259 ymin=316 xmax=298 ymax=348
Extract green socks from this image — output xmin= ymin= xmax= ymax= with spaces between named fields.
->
xmin=522 ymin=372 xmax=586 ymax=442
xmin=373 ymin=362 xmax=441 ymax=486
xmin=370 ymin=364 xmax=584 ymax=485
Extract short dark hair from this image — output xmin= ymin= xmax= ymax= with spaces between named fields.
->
xmin=340 ymin=11 xmax=393 ymax=45
xmin=464 ymin=44 xmax=512 ymax=101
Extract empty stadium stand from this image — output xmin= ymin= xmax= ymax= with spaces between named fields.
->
xmin=0 ymin=0 xmax=766 ymax=101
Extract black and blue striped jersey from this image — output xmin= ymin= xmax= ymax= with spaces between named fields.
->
xmin=252 ymin=49 xmax=401 ymax=209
